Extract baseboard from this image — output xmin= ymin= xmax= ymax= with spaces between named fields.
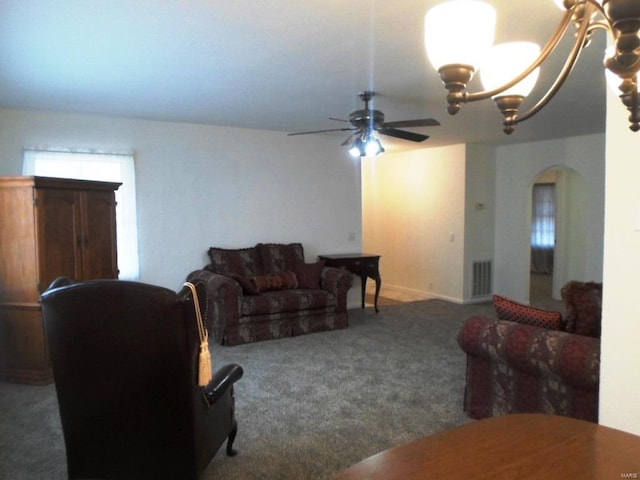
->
xmin=367 ymin=283 xmax=432 ymax=303
xmin=461 ymin=295 xmax=493 ymax=305
xmin=366 ymin=283 xmax=492 ymax=305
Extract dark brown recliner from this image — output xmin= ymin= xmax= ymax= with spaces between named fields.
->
xmin=41 ymin=278 xmax=243 ymax=480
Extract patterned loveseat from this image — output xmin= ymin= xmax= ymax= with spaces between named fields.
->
xmin=187 ymin=243 xmax=352 ymax=346
xmin=457 ymin=281 xmax=602 ymax=422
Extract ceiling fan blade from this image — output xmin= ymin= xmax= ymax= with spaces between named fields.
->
xmin=381 ymin=118 xmax=440 ymax=128
xmin=329 ymin=117 xmax=349 ymax=123
xmin=378 ymin=127 xmax=429 ymax=142
xmin=287 ymin=127 xmax=354 ymax=136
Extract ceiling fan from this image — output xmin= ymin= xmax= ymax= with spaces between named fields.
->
xmin=288 ymin=91 xmax=440 ymax=157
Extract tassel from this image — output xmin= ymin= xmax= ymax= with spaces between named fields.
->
xmin=184 ymin=281 xmax=214 ymax=387
xmin=198 ymin=339 xmax=213 ymax=387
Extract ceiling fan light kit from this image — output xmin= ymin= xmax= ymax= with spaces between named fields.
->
xmin=425 ymin=0 xmax=640 ymax=133
xmin=288 ymin=91 xmax=440 ymax=157
xmin=348 ymin=133 xmax=386 ymax=158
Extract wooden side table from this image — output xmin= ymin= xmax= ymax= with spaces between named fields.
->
xmin=318 ymin=253 xmax=381 ymax=313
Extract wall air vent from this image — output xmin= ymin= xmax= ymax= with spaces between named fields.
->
xmin=472 ymin=260 xmax=492 ymax=297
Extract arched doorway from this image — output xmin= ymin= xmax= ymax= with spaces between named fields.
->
xmin=528 ymin=166 xmax=585 ymax=305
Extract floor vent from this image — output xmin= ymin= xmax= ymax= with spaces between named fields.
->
xmin=472 ymin=260 xmax=492 ymax=297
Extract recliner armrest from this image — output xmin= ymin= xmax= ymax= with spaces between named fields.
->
xmin=204 ymin=363 xmax=244 ymax=404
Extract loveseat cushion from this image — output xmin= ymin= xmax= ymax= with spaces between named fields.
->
xmin=493 ymin=294 xmax=563 ymax=331
xmin=256 ymin=243 xmax=304 ymax=274
xmin=208 ymin=247 xmax=260 ymax=278
xmin=295 ymin=261 xmax=325 ymax=289
xmin=240 ymin=289 xmax=336 ymax=317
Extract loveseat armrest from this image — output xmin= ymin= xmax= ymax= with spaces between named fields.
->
xmin=320 ymin=266 xmax=353 ymax=312
xmin=186 ymin=269 xmax=242 ymax=343
xmin=458 ymin=316 xmax=600 ymax=389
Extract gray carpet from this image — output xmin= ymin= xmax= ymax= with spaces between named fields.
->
xmin=0 ymin=299 xmax=498 ymax=480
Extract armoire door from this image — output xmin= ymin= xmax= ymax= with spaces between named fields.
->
xmin=79 ymin=189 xmax=118 ymax=280
xmin=35 ymin=187 xmax=118 ymax=289
xmin=35 ymin=187 xmax=83 ymax=291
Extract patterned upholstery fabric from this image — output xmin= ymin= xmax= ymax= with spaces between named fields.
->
xmin=250 ymin=271 xmax=298 ymax=292
xmin=561 ymin=281 xmax=603 ymax=338
xmin=457 ymin=315 xmax=600 ymax=423
xmin=295 ymin=261 xmax=325 ymax=289
xmin=240 ymin=289 xmax=335 ymax=316
xmin=493 ymin=294 xmax=563 ymax=330
xmin=226 ymin=273 xmax=259 ymax=295
xmin=189 ymin=243 xmax=352 ymax=346
xmin=256 ymin=243 xmax=304 ymax=274
xmin=208 ymin=247 xmax=260 ymax=278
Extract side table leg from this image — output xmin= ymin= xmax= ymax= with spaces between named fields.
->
xmin=360 ymin=275 xmax=367 ymax=309
xmin=373 ymin=276 xmax=381 ymax=313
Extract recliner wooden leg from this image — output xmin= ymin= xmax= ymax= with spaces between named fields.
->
xmin=226 ymin=421 xmax=238 ymax=456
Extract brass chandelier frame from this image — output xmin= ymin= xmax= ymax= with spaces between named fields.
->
xmin=434 ymin=0 xmax=640 ymax=134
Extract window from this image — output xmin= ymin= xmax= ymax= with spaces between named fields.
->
xmin=531 ymin=183 xmax=556 ymax=248
xmin=23 ymin=148 xmax=139 ymax=280
xmin=531 ymin=182 xmax=555 ymax=274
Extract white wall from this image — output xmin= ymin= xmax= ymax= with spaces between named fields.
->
xmin=463 ymin=144 xmax=496 ymax=301
xmin=494 ymin=134 xmax=605 ymax=302
xmin=599 ymin=86 xmax=640 ymax=435
xmin=362 ymin=145 xmax=467 ymax=302
xmin=0 ymin=108 xmax=363 ymax=291
xmin=362 ymin=136 xmax=604 ymax=305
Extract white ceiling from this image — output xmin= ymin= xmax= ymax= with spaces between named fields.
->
xmin=0 ymin=0 xmax=607 ymax=150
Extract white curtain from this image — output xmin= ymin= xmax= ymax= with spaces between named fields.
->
xmin=531 ymin=183 xmax=555 ymax=274
xmin=23 ymin=148 xmax=140 ymax=280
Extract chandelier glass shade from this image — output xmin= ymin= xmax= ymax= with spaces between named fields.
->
xmin=424 ymin=1 xmax=496 ymax=72
xmin=424 ymin=0 xmax=640 ymax=133
xmin=480 ymin=42 xmax=541 ymax=98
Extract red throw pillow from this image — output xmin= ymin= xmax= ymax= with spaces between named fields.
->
xmin=250 ymin=271 xmax=299 ymax=293
xmin=493 ymin=294 xmax=563 ymax=331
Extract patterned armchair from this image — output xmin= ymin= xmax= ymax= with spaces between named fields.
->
xmin=187 ymin=243 xmax=352 ymax=346
xmin=457 ymin=281 xmax=602 ymax=422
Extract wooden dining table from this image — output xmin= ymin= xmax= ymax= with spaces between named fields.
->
xmin=334 ymin=414 xmax=640 ymax=480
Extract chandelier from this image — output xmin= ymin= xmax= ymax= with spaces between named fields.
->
xmin=424 ymin=0 xmax=640 ymax=133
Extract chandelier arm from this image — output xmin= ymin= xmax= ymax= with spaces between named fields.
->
xmin=511 ymin=1 xmax=597 ymax=125
xmin=588 ymin=20 xmax=612 ymax=36
xmin=465 ymin=9 xmax=575 ymax=103
xmin=585 ymin=0 xmax=607 ymax=18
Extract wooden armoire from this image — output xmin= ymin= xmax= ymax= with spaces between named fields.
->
xmin=0 ymin=176 xmax=121 ymax=384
